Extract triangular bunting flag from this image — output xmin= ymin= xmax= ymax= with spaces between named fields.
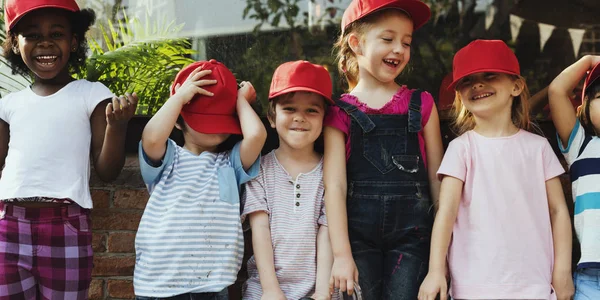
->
xmin=509 ymin=14 xmax=524 ymax=42
xmin=538 ymin=23 xmax=555 ymax=51
xmin=485 ymin=5 xmax=497 ymax=30
xmin=568 ymin=28 xmax=586 ymax=57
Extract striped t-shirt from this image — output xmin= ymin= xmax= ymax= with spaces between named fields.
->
xmin=134 ymin=139 xmax=259 ymax=297
xmin=241 ymin=151 xmax=330 ymax=300
xmin=560 ymin=120 xmax=600 ymax=269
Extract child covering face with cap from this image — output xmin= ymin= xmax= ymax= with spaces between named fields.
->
xmin=419 ymin=40 xmax=573 ymax=300
xmin=134 ymin=60 xmax=266 ymax=299
xmin=549 ymin=55 xmax=600 ymax=300
xmin=241 ymin=61 xmax=337 ymax=300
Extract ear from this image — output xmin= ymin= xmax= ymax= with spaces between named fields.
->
xmin=174 ymin=122 xmax=183 ymax=131
xmin=267 ymin=114 xmax=276 ymax=128
xmin=348 ymin=33 xmax=363 ymax=56
xmin=511 ymin=77 xmax=525 ymax=97
xmin=70 ymin=35 xmax=78 ymax=52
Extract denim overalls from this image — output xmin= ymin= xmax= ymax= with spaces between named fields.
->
xmin=336 ymin=90 xmax=433 ymax=300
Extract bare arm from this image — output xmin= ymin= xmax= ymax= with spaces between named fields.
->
xmin=546 ymin=177 xmax=574 ymax=300
xmin=549 ymin=55 xmax=600 ymax=146
xmin=323 ymin=126 xmax=358 ymax=295
xmin=418 ymin=176 xmax=463 ymax=300
xmin=236 ymin=82 xmax=266 ymax=170
xmin=313 ymin=225 xmax=334 ymax=300
xmin=141 ymin=68 xmax=216 ymax=162
xmin=91 ymin=93 xmax=138 ymax=181
xmin=0 ymin=119 xmax=8 ymax=172
xmin=249 ymin=212 xmax=286 ymax=299
xmin=423 ymin=104 xmax=444 ymax=209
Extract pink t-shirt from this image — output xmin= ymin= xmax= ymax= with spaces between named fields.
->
xmin=438 ymin=130 xmax=565 ymax=300
xmin=323 ymin=87 xmax=434 ymax=166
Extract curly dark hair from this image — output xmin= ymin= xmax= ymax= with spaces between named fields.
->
xmin=1 ymin=8 xmax=96 ymax=77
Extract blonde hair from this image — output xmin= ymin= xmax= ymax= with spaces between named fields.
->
xmin=334 ymin=9 xmax=412 ymax=92
xmin=451 ymin=75 xmax=531 ymax=135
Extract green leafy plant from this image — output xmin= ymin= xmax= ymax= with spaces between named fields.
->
xmin=0 ymin=13 xmax=31 ymax=96
xmin=79 ymin=10 xmax=195 ymax=115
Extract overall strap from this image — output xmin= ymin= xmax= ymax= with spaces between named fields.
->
xmin=408 ymin=89 xmax=423 ymax=133
xmin=336 ymin=100 xmax=376 ymax=133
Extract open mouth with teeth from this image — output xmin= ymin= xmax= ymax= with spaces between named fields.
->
xmin=290 ymin=128 xmax=309 ymax=132
xmin=471 ymin=92 xmax=494 ymax=100
xmin=383 ymin=59 xmax=400 ymax=68
xmin=35 ymin=55 xmax=58 ymax=66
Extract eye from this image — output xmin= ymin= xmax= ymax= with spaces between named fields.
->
xmin=307 ymin=108 xmax=320 ymax=113
xmin=382 ymin=38 xmax=393 ymax=42
xmin=23 ymin=33 xmax=40 ymax=40
xmin=403 ymin=42 xmax=411 ymax=48
xmin=50 ymin=32 xmax=65 ymax=38
xmin=282 ymin=106 xmax=295 ymax=112
xmin=484 ymin=73 xmax=497 ymax=80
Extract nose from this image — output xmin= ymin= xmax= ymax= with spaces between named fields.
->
xmin=393 ymin=41 xmax=404 ymax=54
xmin=471 ymin=81 xmax=484 ymax=90
xmin=37 ymin=38 xmax=54 ymax=48
xmin=293 ymin=112 xmax=306 ymax=122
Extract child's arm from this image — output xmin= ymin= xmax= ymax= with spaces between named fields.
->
xmin=418 ymin=175 xmax=463 ymax=300
xmin=323 ymin=126 xmax=358 ymax=295
xmin=545 ymin=176 xmax=574 ymax=300
xmin=249 ymin=212 xmax=286 ymax=300
xmin=0 ymin=120 xmax=7 ymax=172
xmin=141 ymin=67 xmax=216 ymax=162
xmin=549 ymin=55 xmax=600 ymax=146
xmin=312 ymin=225 xmax=333 ymax=300
xmin=91 ymin=93 xmax=138 ymax=181
xmin=236 ymin=82 xmax=266 ymax=170
xmin=423 ymin=104 xmax=444 ymax=209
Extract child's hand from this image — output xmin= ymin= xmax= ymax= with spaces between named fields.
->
xmin=552 ymin=270 xmax=574 ymax=300
xmin=238 ymin=81 xmax=256 ymax=105
xmin=172 ymin=66 xmax=217 ymax=105
xmin=418 ymin=271 xmax=448 ymax=300
xmin=329 ymin=255 xmax=359 ymax=296
xmin=106 ymin=92 xmax=138 ymax=127
xmin=261 ymin=288 xmax=287 ymax=300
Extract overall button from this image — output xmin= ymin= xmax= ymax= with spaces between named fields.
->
xmin=296 ymin=193 xmax=301 ymax=198
xmin=295 ymin=202 xmax=300 ymax=206
xmin=296 ymin=184 xmax=300 ymax=189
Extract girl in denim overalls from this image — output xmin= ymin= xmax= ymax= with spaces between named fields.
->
xmin=323 ymin=0 xmax=444 ymax=299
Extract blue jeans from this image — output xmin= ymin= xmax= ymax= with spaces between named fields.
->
xmin=136 ymin=289 xmax=228 ymax=300
xmin=574 ymin=268 xmax=600 ymax=300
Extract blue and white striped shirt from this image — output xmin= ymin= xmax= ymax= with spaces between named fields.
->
xmin=134 ymin=139 xmax=259 ymax=297
xmin=560 ymin=120 xmax=600 ymax=269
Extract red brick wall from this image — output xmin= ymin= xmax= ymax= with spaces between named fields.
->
xmin=89 ymin=155 xmax=147 ymax=300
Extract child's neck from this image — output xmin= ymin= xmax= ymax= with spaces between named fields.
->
xmin=183 ymin=142 xmax=217 ymax=155
xmin=351 ymin=78 xmax=401 ymax=109
xmin=32 ymin=72 xmax=75 ymax=97
xmin=274 ymin=144 xmax=321 ymax=180
xmin=472 ymin=112 xmax=520 ymax=137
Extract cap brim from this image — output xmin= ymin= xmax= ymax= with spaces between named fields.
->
xmin=180 ymin=112 xmax=241 ymax=135
xmin=583 ymin=62 xmax=600 ymax=98
xmin=8 ymin=4 xmax=79 ymax=30
xmin=447 ymin=68 xmax=520 ymax=91
xmin=269 ymin=86 xmax=333 ymax=104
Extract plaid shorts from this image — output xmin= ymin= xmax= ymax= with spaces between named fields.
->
xmin=0 ymin=202 xmax=93 ymax=299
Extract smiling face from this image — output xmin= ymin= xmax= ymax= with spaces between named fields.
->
xmin=455 ymin=72 xmax=523 ymax=119
xmin=13 ymin=8 xmax=77 ymax=82
xmin=350 ymin=10 xmax=414 ymax=87
xmin=269 ymin=92 xmax=326 ymax=152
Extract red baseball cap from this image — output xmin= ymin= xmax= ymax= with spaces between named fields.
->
xmin=171 ymin=59 xmax=241 ymax=135
xmin=269 ymin=60 xmax=333 ymax=104
xmin=583 ymin=62 xmax=600 ymax=102
xmin=341 ymin=0 xmax=431 ymax=34
xmin=4 ymin=0 xmax=80 ymax=31
xmin=448 ymin=39 xmax=520 ymax=90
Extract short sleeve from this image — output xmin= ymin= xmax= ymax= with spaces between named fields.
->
xmin=558 ymin=120 xmax=587 ymax=166
xmin=240 ymin=172 xmax=269 ymax=222
xmin=0 ymin=96 xmax=7 ymax=123
xmin=138 ymin=139 xmax=176 ymax=191
xmin=87 ymin=82 xmax=114 ymax=116
xmin=543 ymin=139 xmax=566 ymax=180
xmin=437 ymin=138 xmax=467 ymax=181
xmin=420 ymin=91 xmax=435 ymax=127
xmin=230 ymin=141 xmax=260 ymax=185
xmin=324 ymin=105 xmax=351 ymax=136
